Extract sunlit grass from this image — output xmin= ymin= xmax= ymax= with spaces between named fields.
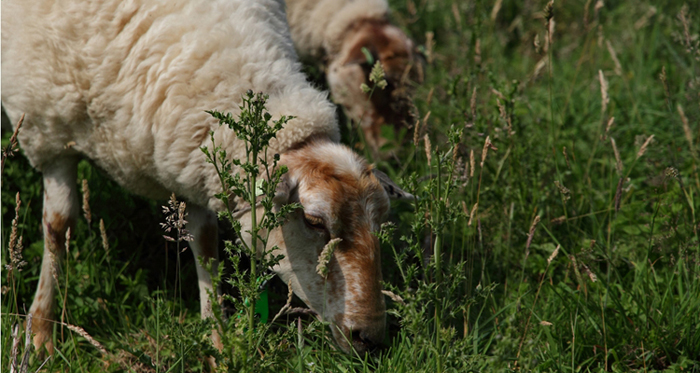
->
xmin=2 ymin=0 xmax=699 ymax=371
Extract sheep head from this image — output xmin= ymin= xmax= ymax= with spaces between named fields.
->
xmin=327 ymin=19 xmax=423 ymax=152
xmin=240 ymin=139 xmax=410 ymax=353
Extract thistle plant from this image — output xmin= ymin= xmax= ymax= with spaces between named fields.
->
xmin=202 ymin=91 xmax=299 ymax=369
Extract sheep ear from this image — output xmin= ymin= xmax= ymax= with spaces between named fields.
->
xmin=372 ymin=169 xmax=414 ymax=200
xmin=273 ymin=172 xmax=296 ymax=205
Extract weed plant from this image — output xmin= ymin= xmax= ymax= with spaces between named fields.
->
xmin=2 ymin=0 xmax=700 ymax=372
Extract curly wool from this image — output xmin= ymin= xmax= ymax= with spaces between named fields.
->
xmin=284 ymin=0 xmax=390 ymax=59
xmin=1 ymin=0 xmax=339 ymax=211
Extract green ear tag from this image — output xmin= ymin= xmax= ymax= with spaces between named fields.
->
xmin=241 ymin=284 xmax=269 ymax=324
xmin=255 ymin=288 xmax=269 ymax=324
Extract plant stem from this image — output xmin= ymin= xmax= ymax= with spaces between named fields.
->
xmin=248 ymin=137 xmax=259 ymax=349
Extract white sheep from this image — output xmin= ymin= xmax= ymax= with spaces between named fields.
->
xmin=285 ymin=0 xmax=423 ymax=151
xmin=1 ymin=0 xmax=410 ymax=355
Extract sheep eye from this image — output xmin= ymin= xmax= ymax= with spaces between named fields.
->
xmin=303 ymin=214 xmax=325 ymax=231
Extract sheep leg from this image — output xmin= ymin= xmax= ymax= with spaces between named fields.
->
xmin=29 ymin=157 xmax=79 ymax=355
xmin=187 ymin=205 xmax=223 ymax=352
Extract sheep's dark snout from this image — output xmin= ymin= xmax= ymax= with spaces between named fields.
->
xmin=350 ymin=328 xmax=383 ymax=354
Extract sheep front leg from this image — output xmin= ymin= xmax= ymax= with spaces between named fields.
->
xmin=187 ymin=205 xmax=223 ymax=352
xmin=29 ymin=157 xmax=79 ymax=355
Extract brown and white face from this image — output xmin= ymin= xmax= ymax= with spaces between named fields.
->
xmin=327 ymin=20 xmax=423 ymax=150
xmin=259 ymin=139 xmax=411 ymax=353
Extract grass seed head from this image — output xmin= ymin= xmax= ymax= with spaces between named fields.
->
xmin=381 ymin=290 xmax=406 ymax=306
xmin=526 ymin=215 xmax=541 ymax=251
xmin=64 ymin=322 xmax=108 ymax=355
xmin=413 ymin=120 xmax=421 ymax=147
xmin=470 ymin=86 xmax=477 ymax=119
xmin=582 ymin=264 xmax=597 ymax=282
xmin=547 ymin=245 xmax=560 ymax=264
xmin=82 ymin=179 xmax=91 ymax=225
xmin=603 ymin=116 xmax=614 ymax=140
xmin=554 ymin=181 xmax=571 ymax=202
xmin=480 ymin=136 xmax=491 ymax=167
xmin=317 ymin=238 xmax=342 ymax=278
xmin=677 ymin=104 xmax=694 ymax=149
xmin=65 ymin=227 xmax=71 ymax=255
xmin=544 ymin=1 xmax=554 ymax=23
xmin=614 ymin=177 xmax=623 ymax=212
xmin=636 ymin=134 xmax=655 ymax=159
xmin=369 ymin=61 xmax=387 ymax=90
xmin=562 ymin=146 xmax=571 ymax=168
xmin=599 ymin=70 xmax=609 ymax=115
xmin=610 ymin=137 xmax=623 ymax=175
xmin=469 ymin=149 xmax=475 ymax=178
xmin=6 ymin=192 xmax=27 ymax=276
xmin=424 ymin=134 xmax=432 ymax=164
xmin=425 ymin=31 xmax=435 ymax=64
xmin=100 ymin=219 xmax=110 ymax=255
xmin=468 ymin=202 xmax=478 ymax=226
xmin=161 ymin=194 xmax=194 ymax=243
xmin=606 ymin=40 xmax=623 ymax=76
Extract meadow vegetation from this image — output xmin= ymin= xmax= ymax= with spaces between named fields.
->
xmin=2 ymin=0 xmax=699 ymax=371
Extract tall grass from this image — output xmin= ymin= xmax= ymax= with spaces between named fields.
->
xmin=2 ymin=0 xmax=699 ymax=371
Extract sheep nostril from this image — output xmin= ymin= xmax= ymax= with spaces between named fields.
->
xmin=351 ymin=330 xmax=378 ymax=354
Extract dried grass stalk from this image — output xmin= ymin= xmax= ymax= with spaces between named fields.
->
xmin=271 ymin=280 xmax=294 ymax=324
xmin=381 ymin=290 xmax=406 ymax=306
xmin=63 ymin=322 xmax=108 ymax=355
xmin=469 ymin=149 xmax=475 ymax=178
xmin=10 ymin=323 xmax=20 ymax=373
xmin=468 ymin=202 xmax=478 ymax=226
xmin=413 ymin=120 xmax=421 ymax=147
xmin=547 ymin=244 xmax=560 ymax=264
xmin=554 ymin=181 xmax=571 ymax=202
xmin=678 ymin=104 xmax=694 ymax=150
xmin=563 ymin=146 xmax=571 ymax=169
xmin=610 ymin=137 xmax=623 ymax=175
xmin=606 ymin=40 xmax=622 ymax=76
xmin=604 ymin=117 xmax=615 ymax=140
xmin=614 ymin=177 xmax=623 ymax=212
xmin=317 ymin=238 xmax=342 ymax=278
xmin=424 ymin=134 xmax=432 ymax=164
xmin=470 ymin=87 xmax=477 ymax=120
xmin=20 ymin=314 xmax=32 ymax=373
xmin=82 ymin=179 xmax=91 ymax=225
xmin=480 ymin=136 xmax=491 ymax=168
xmin=636 ymin=135 xmax=654 ymax=159
xmin=582 ymin=264 xmax=597 ymax=282
xmin=7 ymin=192 xmax=27 ymax=277
xmin=100 ymin=219 xmax=110 ymax=256
xmin=1 ymin=113 xmax=24 ymax=174
xmin=525 ymin=215 xmax=541 ymax=251
xmin=599 ymin=70 xmax=609 ymax=115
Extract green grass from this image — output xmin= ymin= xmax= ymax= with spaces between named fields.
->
xmin=3 ymin=0 xmax=699 ymax=371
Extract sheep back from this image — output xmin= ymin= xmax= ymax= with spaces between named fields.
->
xmin=2 ymin=0 xmax=339 ymax=211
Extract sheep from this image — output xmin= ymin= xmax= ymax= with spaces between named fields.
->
xmin=284 ymin=0 xmax=423 ymax=151
xmin=1 ymin=0 xmax=411 ymax=355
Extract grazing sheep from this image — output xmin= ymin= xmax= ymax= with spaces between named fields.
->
xmin=1 ymin=0 xmax=410 ymax=355
xmin=285 ymin=0 xmax=423 ymax=151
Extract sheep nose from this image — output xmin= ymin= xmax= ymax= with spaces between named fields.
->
xmin=351 ymin=329 xmax=382 ymax=354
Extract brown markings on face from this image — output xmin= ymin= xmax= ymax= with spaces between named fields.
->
xmin=338 ymin=19 xmax=419 ymax=147
xmin=288 ymin=146 xmax=389 ymax=317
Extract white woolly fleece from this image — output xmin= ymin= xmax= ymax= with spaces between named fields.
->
xmin=2 ymin=0 xmax=340 ymax=212
xmin=284 ymin=0 xmax=390 ymax=59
